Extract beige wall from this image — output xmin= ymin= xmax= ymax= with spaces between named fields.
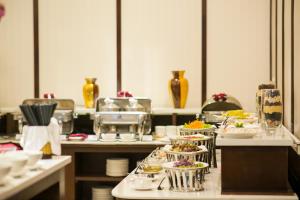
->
xmin=39 ymin=0 xmax=116 ymax=105
xmin=0 ymin=0 xmax=271 ymax=110
xmin=294 ymin=0 xmax=300 ymax=138
xmin=122 ymin=0 xmax=202 ymax=108
xmin=207 ymin=0 xmax=270 ymax=112
xmin=0 ymin=0 xmax=34 ymax=107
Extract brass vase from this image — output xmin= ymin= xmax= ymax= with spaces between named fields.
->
xmin=169 ymin=70 xmax=189 ymax=108
xmin=83 ymin=78 xmax=99 ymax=108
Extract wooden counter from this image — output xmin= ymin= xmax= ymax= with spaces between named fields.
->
xmin=216 ymin=127 xmax=294 ymax=194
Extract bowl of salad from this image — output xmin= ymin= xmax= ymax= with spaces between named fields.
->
xmin=180 ymin=120 xmax=215 ymax=136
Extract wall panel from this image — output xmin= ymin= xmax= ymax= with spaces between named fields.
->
xmin=294 ymin=0 xmax=300 ymax=138
xmin=0 ymin=0 xmax=34 ymax=107
xmin=283 ymin=0 xmax=292 ymax=130
xmin=39 ymin=0 xmax=116 ymax=105
xmin=122 ymin=0 xmax=202 ymax=108
xmin=207 ymin=0 xmax=270 ymax=112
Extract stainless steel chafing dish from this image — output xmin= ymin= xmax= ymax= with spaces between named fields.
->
xmin=201 ymin=95 xmax=242 ymax=123
xmin=13 ymin=99 xmax=76 ymax=134
xmin=93 ymin=97 xmax=151 ymax=140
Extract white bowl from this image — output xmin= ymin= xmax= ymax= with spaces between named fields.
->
xmin=0 ymin=152 xmax=29 ymax=177
xmin=24 ymin=151 xmax=43 ymax=168
xmin=0 ymin=161 xmax=12 ymax=185
xmin=120 ymin=133 xmax=135 ymax=141
xmin=101 ymin=134 xmax=116 ymax=141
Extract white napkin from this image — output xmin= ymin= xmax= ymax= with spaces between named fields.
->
xmin=20 ymin=118 xmax=61 ymax=155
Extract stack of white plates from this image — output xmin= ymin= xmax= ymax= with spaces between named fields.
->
xmin=92 ymin=186 xmax=113 ymax=200
xmin=106 ymin=158 xmax=129 ymax=177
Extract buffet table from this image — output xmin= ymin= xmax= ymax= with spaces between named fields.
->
xmin=112 ymin=150 xmax=297 ymax=200
xmin=0 ymin=156 xmax=71 ymax=200
xmin=61 ymin=139 xmax=167 ymax=200
xmin=216 ymin=127 xmax=293 ymax=194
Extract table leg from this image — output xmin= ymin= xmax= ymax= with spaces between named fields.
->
xmin=63 ymin=149 xmax=75 ymax=200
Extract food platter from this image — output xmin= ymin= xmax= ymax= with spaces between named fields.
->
xmin=216 ymin=128 xmax=260 ymax=139
xmin=163 ymin=144 xmax=208 ymax=155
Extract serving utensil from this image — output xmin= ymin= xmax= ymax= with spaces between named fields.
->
xmin=157 ymin=176 xmax=166 ymax=190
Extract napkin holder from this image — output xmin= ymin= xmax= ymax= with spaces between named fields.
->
xmin=20 ymin=118 xmax=61 ymax=158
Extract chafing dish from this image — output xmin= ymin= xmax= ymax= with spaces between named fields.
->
xmin=13 ymin=99 xmax=76 ymax=134
xmin=201 ymin=95 xmax=242 ymax=123
xmin=93 ymin=98 xmax=151 ymax=140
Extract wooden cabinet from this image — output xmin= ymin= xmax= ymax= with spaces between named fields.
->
xmin=62 ymin=143 xmax=164 ymax=200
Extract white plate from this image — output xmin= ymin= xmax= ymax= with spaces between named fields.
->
xmin=164 ymin=145 xmax=208 ymax=155
xmin=131 ymin=173 xmax=165 ymax=182
xmin=219 ymin=132 xmax=257 ymax=139
xmin=130 ymin=184 xmax=156 ymax=191
xmin=162 ymin=161 xmax=209 ymax=170
xmin=216 ymin=128 xmax=259 ymax=139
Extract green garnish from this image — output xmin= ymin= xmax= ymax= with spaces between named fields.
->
xmin=235 ymin=122 xmax=244 ymax=128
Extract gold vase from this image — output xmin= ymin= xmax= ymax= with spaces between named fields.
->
xmin=169 ymin=70 xmax=189 ymax=108
xmin=83 ymin=78 xmax=99 ymax=108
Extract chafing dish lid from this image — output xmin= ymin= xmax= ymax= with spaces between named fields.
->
xmin=201 ymin=95 xmax=242 ymax=112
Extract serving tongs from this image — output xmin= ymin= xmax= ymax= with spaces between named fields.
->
xmin=221 ymin=117 xmax=230 ymax=130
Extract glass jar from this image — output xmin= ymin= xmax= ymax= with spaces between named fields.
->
xmin=262 ymin=89 xmax=283 ymax=134
xmin=256 ymin=83 xmax=275 ymax=123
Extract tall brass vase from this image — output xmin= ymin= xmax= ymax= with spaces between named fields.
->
xmin=169 ymin=70 xmax=189 ymax=108
xmin=83 ymin=78 xmax=99 ymax=108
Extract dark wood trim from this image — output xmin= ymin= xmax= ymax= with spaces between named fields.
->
xmin=275 ymin=0 xmax=278 ymax=87
xmin=33 ymin=0 xmax=39 ymax=98
xmin=282 ymin=0 xmax=285 ymax=123
xmin=201 ymin=0 xmax=207 ymax=105
xmin=270 ymin=0 xmax=273 ymax=81
xmin=221 ymin=146 xmax=290 ymax=194
xmin=291 ymin=0 xmax=295 ymax=133
xmin=116 ymin=0 xmax=122 ymax=92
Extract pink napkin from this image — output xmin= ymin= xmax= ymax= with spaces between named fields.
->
xmin=0 ymin=143 xmax=22 ymax=153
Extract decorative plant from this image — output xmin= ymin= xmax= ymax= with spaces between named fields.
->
xmin=0 ymin=3 xmax=5 ymax=21
xmin=212 ymin=93 xmax=227 ymax=102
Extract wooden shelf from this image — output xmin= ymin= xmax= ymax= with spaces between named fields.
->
xmin=75 ymin=175 xmax=125 ymax=182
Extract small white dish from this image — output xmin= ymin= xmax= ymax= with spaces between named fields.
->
xmin=155 ymin=126 xmax=166 ymax=138
xmin=120 ymin=133 xmax=135 ymax=141
xmin=0 ymin=161 xmax=11 ymax=185
xmin=101 ymin=134 xmax=116 ymax=141
xmin=130 ymin=177 xmax=156 ymax=190
xmin=24 ymin=150 xmax=43 ymax=168
xmin=0 ymin=152 xmax=28 ymax=178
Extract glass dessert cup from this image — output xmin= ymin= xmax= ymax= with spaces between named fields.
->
xmin=262 ymin=89 xmax=283 ymax=135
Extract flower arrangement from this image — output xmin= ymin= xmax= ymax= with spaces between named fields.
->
xmin=212 ymin=93 xmax=227 ymax=102
xmin=117 ymin=90 xmax=133 ymax=97
xmin=0 ymin=3 xmax=5 ymax=21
